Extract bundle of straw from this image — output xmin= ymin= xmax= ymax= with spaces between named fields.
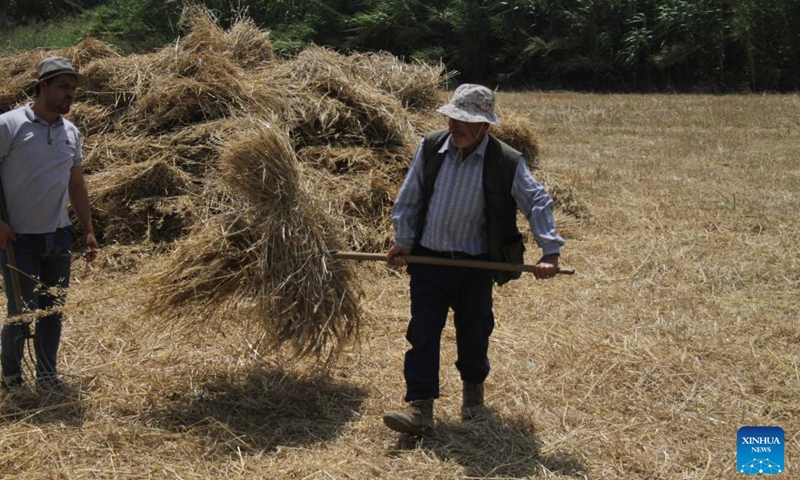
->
xmin=225 ymin=17 xmax=274 ymax=68
xmin=492 ymin=111 xmax=542 ymax=171
xmin=80 ymin=53 xmax=156 ymax=110
xmin=147 ymin=122 xmax=363 ymax=363
xmin=276 ymin=46 xmax=415 ymax=147
xmin=349 ymin=51 xmax=448 ymax=110
xmin=66 ymin=102 xmax=114 ymax=137
xmin=66 ymin=37 xmax=121 ymax=68
xmin=0 ymin=53 xmax=37 ymax=111
xmin=89 ymin=158 xmax=198 ymax=243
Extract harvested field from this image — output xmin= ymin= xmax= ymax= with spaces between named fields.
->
xmin=1 ymin=8 xmax=799 ymax=480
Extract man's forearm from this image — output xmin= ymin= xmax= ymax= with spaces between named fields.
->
xmin=69 ymin=187 xmax=94 ymax=236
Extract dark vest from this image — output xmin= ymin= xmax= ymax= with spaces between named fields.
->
xmin=415 ymin=129 xmax=525 ymax=285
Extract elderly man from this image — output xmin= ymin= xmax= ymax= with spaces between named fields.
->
xmin=0 ymin=56 xmax=98 ymax=391
xmin=383 ymin=84 xmax=565 ymax=434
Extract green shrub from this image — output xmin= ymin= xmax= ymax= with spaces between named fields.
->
xmin=86 ymin=0 xmax=180 ymax=52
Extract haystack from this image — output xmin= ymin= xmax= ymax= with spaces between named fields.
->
xmin=0 ymin=6 xmax=576 ymax=364
xmin=331 ymin=171 xmax=396 ymax=252
xmin=295 ymin=146 xmax=399 ymax=251
xmin=78 ymin=5 xmax=271 ymax=128
xmin=298 ymin=94 xmax=365 ymax=144
xmin=128 ymin=74 xmax=243 ymax=132
xmin=165 ymin=117 xmax=251 ymax=172
xmin=65 ymin=36 xmax=121 ymax=67
xmin=296 ymin=145 xmax=381 ymax=174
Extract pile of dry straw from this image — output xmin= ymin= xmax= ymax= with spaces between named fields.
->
xmin=0 ymin=6 xmax=561 ymax=364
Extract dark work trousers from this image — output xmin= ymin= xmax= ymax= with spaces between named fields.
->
xmin=1 ymin=226 xmax=72 ymax=381
xmin=403 ymin=255 xmax=495 ymax=402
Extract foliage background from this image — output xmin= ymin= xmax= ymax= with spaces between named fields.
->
xmin=2 ymin=0 xmax=799 ymax=90
xmin=0 ymin=0 xmax=800 ymax=92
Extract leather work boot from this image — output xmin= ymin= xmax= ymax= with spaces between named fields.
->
xmin=1 ymin=374 xmax=24 ymax=392
xmin=461 ymin=381 xmax=485 ymax=420
xmin=383 ymin=399 xmax=434 ymax=435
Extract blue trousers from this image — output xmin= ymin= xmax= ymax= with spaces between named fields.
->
xmin=1 ymin=227 xmax=72 ymax=380
xmin=403 ymin=253 xmax=495 ymax=401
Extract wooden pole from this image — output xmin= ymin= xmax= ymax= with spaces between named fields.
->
xmin=330 ymin=251 xmax=575 ymax=275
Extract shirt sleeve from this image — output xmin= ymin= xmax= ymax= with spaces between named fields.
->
xmin=71 ymin=127 xmax=83 ymax=168
xmin=391 ymin=140 xmax=427 ymax=249
xmin=512 ymin=159 xmax=565 ymax=256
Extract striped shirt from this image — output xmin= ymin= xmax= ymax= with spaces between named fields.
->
xmin=392 ymin=133 xmax=564 ymax=256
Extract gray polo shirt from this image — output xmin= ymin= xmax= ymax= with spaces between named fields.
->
xmin=0 ymin=104 xmax=82 ymax=233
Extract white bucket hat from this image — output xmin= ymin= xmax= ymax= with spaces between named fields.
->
xmin=436 ymin=84 xmax=499 ymax=126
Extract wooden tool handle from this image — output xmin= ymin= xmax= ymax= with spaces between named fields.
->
xmin=330 ymin=251 xmax=575 ymax=275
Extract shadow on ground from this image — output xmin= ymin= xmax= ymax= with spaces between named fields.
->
xmin=0 ymin=381 xmax=88 ymax=427
xmin=389 ymin=408 xmax=588 ymax=478
xmin=150 ymin=365 xmax=368 ymax=454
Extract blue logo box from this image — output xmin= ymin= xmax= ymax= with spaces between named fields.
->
xmin=738 ymin=426 xmax=784 ymax=475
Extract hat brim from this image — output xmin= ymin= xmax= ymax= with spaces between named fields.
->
xmin=436 ymin=104 xmax=500 ymax=126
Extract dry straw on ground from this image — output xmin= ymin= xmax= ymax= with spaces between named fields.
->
xmin=1 ymin=91 xmax=796 ymax=479
xmin=0 ymin=6 xmax=706 ymax=480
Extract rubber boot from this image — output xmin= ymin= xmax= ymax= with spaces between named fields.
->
xmin=383 ymin=399 xmax=434 ymax=435
xmin=461 ymin=381 xmax=485 ymax=420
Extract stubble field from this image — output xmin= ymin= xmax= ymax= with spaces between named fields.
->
xmin=1 ymin=91 xmax=798 ymax=479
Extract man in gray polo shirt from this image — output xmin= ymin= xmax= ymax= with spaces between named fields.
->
xmin=0 ymin=56 xmax=98 ymax=391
